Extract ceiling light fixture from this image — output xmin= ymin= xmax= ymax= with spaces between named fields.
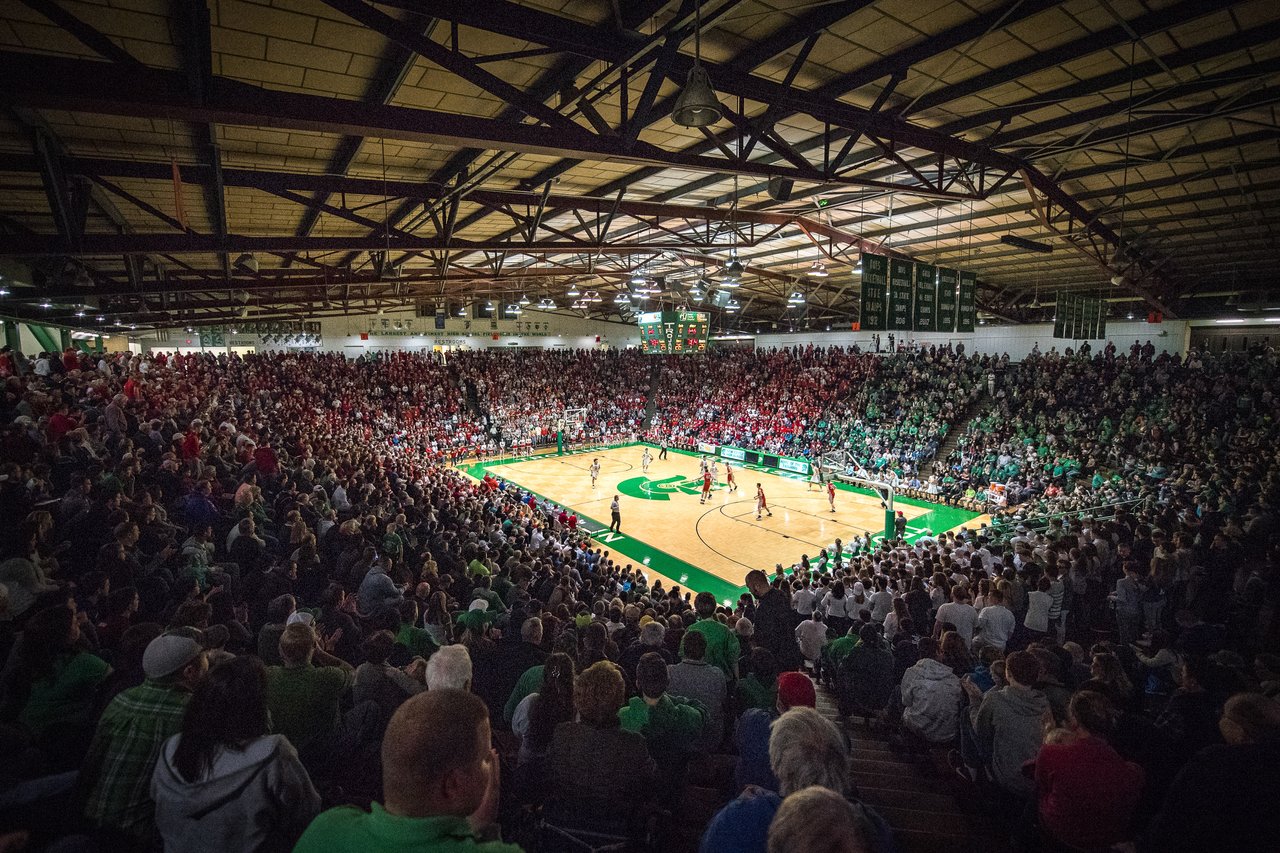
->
xmin=806 ymin=260 xmax=829 ymax=278
xmin=566 ymin=283 xmax=581 ymax=297
xmin=671 ymin=0 xmax=723 ymax=128
xmin=234 ymin=253 xmax=259 ymax=274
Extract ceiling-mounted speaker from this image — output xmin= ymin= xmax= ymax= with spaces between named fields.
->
xmin=768 ymin=176 xmax=794 ymax=202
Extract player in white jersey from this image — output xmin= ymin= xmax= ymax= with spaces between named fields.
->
xmin=709 ymin=460 xmax=719 ymax=483
xmin=809 ymin=466 xmax=821 ymax=491
xmin=755 ymin=483 xmax=772 ymax=520
xmin=699 ymin=456 xmax=709 ymax=476
xmin=641 ymin=447 xmax=652 ymax=473
xmin=725 ymin=463 xmax=737 ymax=492
xmin=590 ymin=458 xmax=601 ymax=488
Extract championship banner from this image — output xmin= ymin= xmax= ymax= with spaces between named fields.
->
xmin=858 ymin=253 xmax=888 ymax=331
xmin=888 ymin=258 xmax=914 ymax=331
xmin=913 ymin=262 xmax=937 ymax=332
xmin=936 ymin=267 xmax=958 ymax=333
xmin=956 ymin=270 xmax=977 ymax=332
xmin=1053 ymin=292 xmax=1071 ymax=339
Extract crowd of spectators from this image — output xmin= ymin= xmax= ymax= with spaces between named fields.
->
xmin=0 ymin=341 xmax=1277 ymax=853
xmin=646 ymin=344 xmax=985 ymax=477
xmin=453 ymin=349 xmax=650 ymax=449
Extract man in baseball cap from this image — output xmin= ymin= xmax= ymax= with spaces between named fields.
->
xmin=82 ymin=633 xmax=208 ymax=842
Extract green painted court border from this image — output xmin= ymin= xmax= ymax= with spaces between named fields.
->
xmin=462 ymin=443 xmax=983 ymax=605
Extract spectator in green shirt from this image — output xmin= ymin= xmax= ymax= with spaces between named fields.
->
xmin=6 ymin=603 xmax=111 ymax=754
xmin=265 ymin=623 xmax=380 ymax=776
xmin=819 ymin=624 xmax=860 ymax=685
xmin=394 ymin=599 xmax=439 ymax=660
xmin=470 ymin=576 xmax=507 ymax=615
xmin=736 ymin=648 xmax=780 ymax=713
xmin=681 ymin=592 xmax=740 ymax=679
xmin=618 ymin=652 xmax=707 ymax=753
xmin=293 ymin=689 xmax=518 ymax=853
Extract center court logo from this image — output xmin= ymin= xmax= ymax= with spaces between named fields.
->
xmin=616 ymin=475 xmax=722 ymax=501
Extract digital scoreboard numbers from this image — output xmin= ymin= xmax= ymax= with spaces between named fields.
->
xmin=638 ymin=311 xmax=709 ymax=354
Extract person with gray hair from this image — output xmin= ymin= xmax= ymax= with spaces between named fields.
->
xmin=618 ymin=618 xmax=673 ymax=692
xmin=701 ymin=707 xmax=890 ymax=853
xmin=425 ymin=644 xmax=473 ymax=691
xmin=767 ymin=786 xmax=870 ymax=853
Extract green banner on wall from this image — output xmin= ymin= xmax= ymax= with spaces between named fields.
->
xmin=956 ymin=270 xmax=977 ymax=332
xmin=1053 ymin=292 xmax=1107 ymax=340
xmin=199 ymin=328 xmax=226 ymax=347
xmin=888 ymin=258 xmax=914 ymax=331
xmin=913 ymin=262 xmax=937 ymax=332
xmin=858 ymin=253 xmax=887 ymax=331
xmin=936 ymin=267 xmax=957 ymax=333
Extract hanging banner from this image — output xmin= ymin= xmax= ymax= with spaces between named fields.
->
xmin=888 ymin=258 xmax=914 ymax=331
xmin=936 ymin=267 xmax=957 ymax=333
xmin=859 ymin=253 xmax=888 ymax=331
xmin=912 ymin=262 xmax=937 ymax=332
xmin=1073 ymin=291 xmax=1087 ymax=339
xmin=1054 ymin=292 xmax=1071 ymax=339
xmin=956 ymin=270 xmax=977 ymax=332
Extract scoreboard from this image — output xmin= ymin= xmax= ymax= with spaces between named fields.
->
xmin=638 ymin=310 xmax=710 ymax=354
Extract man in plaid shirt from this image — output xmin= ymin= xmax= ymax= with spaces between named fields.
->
xmin=80 ymin=633 xmax=208 ymax=846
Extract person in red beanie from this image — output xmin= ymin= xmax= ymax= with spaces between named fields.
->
xmin=734 ymin=671 xmax=817 ymax=792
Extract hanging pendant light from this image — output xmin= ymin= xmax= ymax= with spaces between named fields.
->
xmin=672 ymin=1 xmax=723 ymax=128
xmin=806 ymin=260 xmax=829 ymax=278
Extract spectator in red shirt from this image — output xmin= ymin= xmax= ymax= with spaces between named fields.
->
xmin=252 ymin=442 xmax=280 ymax=477
xmin=62 ymin=347 xmax=79 ymax=372
xmin=47 ymin=402 xmax=79 ymax=442
xmin=181 ymin=420 xmax=203 ymax=474
xmin=1034 ymin=690 xmax=1144 ymax=850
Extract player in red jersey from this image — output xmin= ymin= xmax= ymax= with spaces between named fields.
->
xmin=827 ymin=479 xmax=837 ymax=512
xmin=725 ymin=463 xmax=737 ymax=492
xmin=755 ymin=483 xmax=772 ymax=520
xmin=700 ymin=470 xmax=713 ymax=504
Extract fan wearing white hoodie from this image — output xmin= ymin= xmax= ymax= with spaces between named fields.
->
xmin=898 ymin=637 xmax=963 ymax=744
xmin=151 ymin=656 xmax=320 ymax=853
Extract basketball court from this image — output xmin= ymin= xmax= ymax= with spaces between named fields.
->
xmin=466 ymin=444 xmax=987 ymax=602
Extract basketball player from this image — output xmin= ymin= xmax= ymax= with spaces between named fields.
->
xmin=590 ymin=458 xmax=601 ymax=488
xmin=827 ymin=478 xmax=837 ymax=512
xmin=699 ymin=455 xmax=709 ymax=477
xmin=709 ymin=459 xmax=719 ymax=484
xmin=699 ymin=468 xmax=713 ymax=504
xmin=809 ymin=466 xmax=821 ymax=491
xmin=641 ymin=447 xmax=652 ymax=473
xmin=755 ymin=483 xmax=772 ymax=520
xmin=725 ymin=462 xmax=737 ymax=492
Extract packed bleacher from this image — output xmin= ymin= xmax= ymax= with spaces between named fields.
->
xmin=645 ymin=344 xmax=986 ymax=477
xmin=453 ymin=349 xmax=650 ymax=450
xmin=0 ymin=342 xmax=1277 ymax=853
